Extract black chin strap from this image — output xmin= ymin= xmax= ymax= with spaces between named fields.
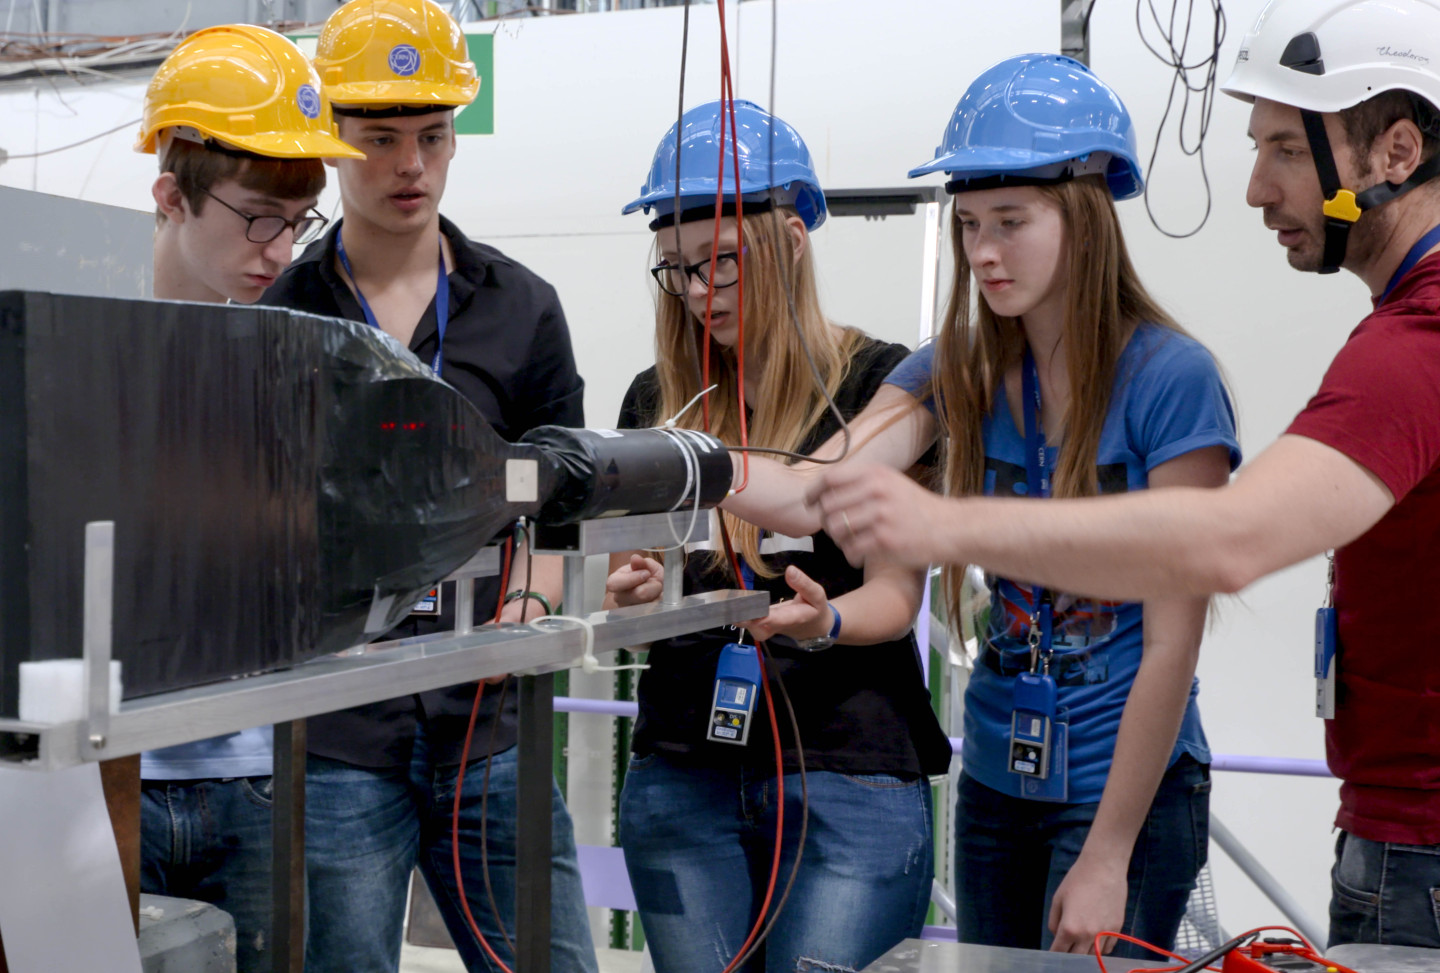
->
xmin=1300 ymin=108 xmax=1440 ymax=274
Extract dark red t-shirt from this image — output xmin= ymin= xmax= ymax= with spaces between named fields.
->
xmin=1287 ymin=252 xmax=1440 ymax=845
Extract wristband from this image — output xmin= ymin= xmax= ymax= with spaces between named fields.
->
xmin=504 ymin=589 xmax=555 ymax=616
xmin=795 ymin=602 xmax=841 ymax=651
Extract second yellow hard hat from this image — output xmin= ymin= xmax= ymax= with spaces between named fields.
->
xmin=314 ymin=0 xmax=480 ymax=111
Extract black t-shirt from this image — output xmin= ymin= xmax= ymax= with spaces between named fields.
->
xmin=616 ymin=336 xmax=952 ymax=777
xmin=260 ymin=216 xmax=585 ymax=769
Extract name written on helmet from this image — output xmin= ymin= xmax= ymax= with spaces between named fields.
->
xmin=1377 ymin=45 xmax=1430 ymax=65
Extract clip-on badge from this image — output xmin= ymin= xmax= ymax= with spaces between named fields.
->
xmin=1315 ymin=553 xmax=1337 ymax=719
xmin=1008 ymin=599 xmax=1069 ymax=802
xmin=708 ymin=642 xmax=761 ymax=745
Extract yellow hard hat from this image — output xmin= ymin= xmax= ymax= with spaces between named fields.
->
xmin=315 ymin=0 xmax=480 ymax=111
xmin=136 ymin=24 xmax=364 ymax=159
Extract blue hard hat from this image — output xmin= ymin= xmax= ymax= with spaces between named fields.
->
xmin=909 ymin=53 xmax=1143 ymax=201
xmin=623 ymin=99 xmax=827 ymax=231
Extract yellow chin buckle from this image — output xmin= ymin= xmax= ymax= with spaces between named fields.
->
xmin=1323 ymin=189 xmax=1363 ymax=223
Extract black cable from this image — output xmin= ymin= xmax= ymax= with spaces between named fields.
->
xmin=1135 ymin=0 xmax=1226 ymax=238
xmin=730 ymin=639 xmax=809 ymax=970
xmin=760 ymin=0 xmax=853 ymax=468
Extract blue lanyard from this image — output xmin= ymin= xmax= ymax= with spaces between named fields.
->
xmin=336 ymin=231 xmax=450 ymax=376
xmin=1021 ymin=346 xmax=1055 ymax=661
xmin=1379 ymin=223 xmax=1440 ymax=306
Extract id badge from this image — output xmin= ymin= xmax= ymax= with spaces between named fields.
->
xmin=708 ymin=643 xmax=761 ymax=746
xmin=411 ymin=586 xmax=442 ymax=617
xmin=1009 ymin=671 xmax=1068 ymax=802
xmin=1315 ymin=606 xmax=1338 ymax=719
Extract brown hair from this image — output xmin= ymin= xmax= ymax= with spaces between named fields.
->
xmin=650 ymin=208 xmax=868 ymax=578
xmin=1338 ymin=91 xmax=1440 ymax=174
xmin=930 ymin=175 xmax=1189 ymax=622
xmin=157 ymin=137 xmax=326 ymax=224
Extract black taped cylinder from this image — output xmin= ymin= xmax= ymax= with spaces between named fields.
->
xmin=520 ymin=426 xmax=732 ymax=525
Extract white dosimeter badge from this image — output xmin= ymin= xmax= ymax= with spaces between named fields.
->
xmin=1009 ymin=671 xmax=1057 ymax=779
xmin=708 ymin=642 xmax=761 ymax=746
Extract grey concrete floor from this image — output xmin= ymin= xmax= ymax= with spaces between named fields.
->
xmin=399 ymin=943 xmax=644 ymax=973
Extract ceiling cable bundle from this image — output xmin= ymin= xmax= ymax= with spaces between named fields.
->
xmin=1135 ymin=0 xmax=1227 ymax=238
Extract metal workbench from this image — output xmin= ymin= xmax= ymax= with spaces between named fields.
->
xmin=863 ymin=940 xmax=1440 ymax=973
xmin=863 ymin=941 xmax=1161 ymax=973
xmin=0 ymin=509 xmax=766 ymax=973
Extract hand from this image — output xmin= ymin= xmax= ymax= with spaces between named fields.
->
xmin=805 ymin=463 xmax=948 ymax=569
xmin=606 ymin=554 xmax=665 ymax=607
xmin=742 ymin=566 xmax=833 ymax=642
xmin=1047 ymin=854 xmax=1128 ymax=954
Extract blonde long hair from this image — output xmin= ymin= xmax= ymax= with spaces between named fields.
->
xmin=651 ymin=208 xmax=867 ymax=578
xmin=931 ymin=175 xmax=1189 ymax=622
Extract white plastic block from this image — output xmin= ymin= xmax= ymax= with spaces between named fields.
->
xmin=18 ymin=659 xmax=123 ymax=723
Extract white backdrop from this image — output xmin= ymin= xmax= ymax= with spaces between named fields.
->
xmin=0 ymin=0 xmax=1380 ymax=941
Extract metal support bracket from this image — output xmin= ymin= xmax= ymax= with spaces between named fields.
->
xmin=82 ymin=520 xmax=114 ymax=755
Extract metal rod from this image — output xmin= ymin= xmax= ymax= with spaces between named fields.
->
xmin=1209 ymin=754 xmax=1332 ymax=778
xmin=919 ymin=199 xmax=943 ymax=344
xmin=562 ymin=557 xmax=586 ymax=617
xmin=83 ymin=521 xmax=115 ymax=753
xmin=271 ymin=719 xmax=305 ymax=973
xmin=1209 ymin=813 xmax=1327 ymax=947
xmin=455 ymin=578 xmax=475 ymax=636
xmin=515 ymin=673 xmax=554 ymax=971
xmin=661 ymin=546 xmax=684 ymax=607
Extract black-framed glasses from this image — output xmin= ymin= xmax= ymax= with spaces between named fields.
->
xmin=201 ymin=189 xmax=329 ymax=245
xmin=650 ymin=247 xmax=748 ymax=297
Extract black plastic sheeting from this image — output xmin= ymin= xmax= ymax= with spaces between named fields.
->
xmin=0 ymin=291 xmax=559 ymax=712
xmin=520 ymin=426 xmax=731 ymax=524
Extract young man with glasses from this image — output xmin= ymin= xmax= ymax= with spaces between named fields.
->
xmin=260 ymin=2 xmax=594 ymax=970
xmin=135 ymin=24 xmax=361 ymax=973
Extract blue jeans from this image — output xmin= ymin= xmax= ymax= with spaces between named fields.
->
xmin=304 ymin=729 xmax=598 ymax=973
xmin=140 ymin=776 xmax=274 ymax=973
xmin=954 ymin=755 xmax=1210 ymax=957
xmin=619 ymin=753 xmax=934 ymax=973
xmin=1329 ymin=830 xmax=1440 ymax=948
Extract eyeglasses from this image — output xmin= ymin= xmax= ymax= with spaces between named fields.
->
xmin=650 ymin=248 xmax=747 ymax=297
xmin=201 ymin=189 xmax=329 ymax=245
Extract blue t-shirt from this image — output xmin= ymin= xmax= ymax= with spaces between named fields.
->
xmin=141 ymin=728 xmax=273 ymax=780
xmin=885 ymin=326 xmax=1240 ymax=802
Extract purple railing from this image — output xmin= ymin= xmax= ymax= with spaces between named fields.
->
xmin=553 ymin=696 xmax=1334 ymax=778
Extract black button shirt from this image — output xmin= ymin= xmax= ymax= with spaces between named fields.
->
xmin=260 ymin=216 xmax=585 ymax=768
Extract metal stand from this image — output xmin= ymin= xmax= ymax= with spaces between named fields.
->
xmin=271 ymin=719 xmax=305 ymax=973
xmin=0 ymin=512 xmax=764 ymax=973
xmin=515 ymin=673 xmax=554 ymax=972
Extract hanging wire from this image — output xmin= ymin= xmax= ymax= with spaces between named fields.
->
xmin=1135 ymin=0 xmax=1227 ymax=238
xmin=754 ymin=0 xmax=852 ymax=467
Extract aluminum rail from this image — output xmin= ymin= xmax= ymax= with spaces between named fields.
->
xmin=0 ymin=590 xmax=764 ymax=771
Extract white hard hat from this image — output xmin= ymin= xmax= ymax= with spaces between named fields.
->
xmin=1222 ymin=0 xmax=1440 ymax=274
xmin=1222 ymin=0 xmax=1440 ymax=112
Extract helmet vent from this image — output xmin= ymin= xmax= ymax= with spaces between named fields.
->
xmin=1280 ymin=32 xmax=1325 ymax=76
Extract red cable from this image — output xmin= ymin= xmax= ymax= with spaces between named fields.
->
xmin=715 ymin=514 xmax=787 ymax=973
xmin=1091 ymin=925 xmax=1318 ymax=973
xmin=713 ymin=0 xmax=751 ymax=492
xmin=449 ymin=536 xmax=517 ymax=973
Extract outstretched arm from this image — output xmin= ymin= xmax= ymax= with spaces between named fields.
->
xmin=809 ymin=434 xmax=1394 ymax=600
xmin=724 ymin=384 xmax=937 ymax=537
